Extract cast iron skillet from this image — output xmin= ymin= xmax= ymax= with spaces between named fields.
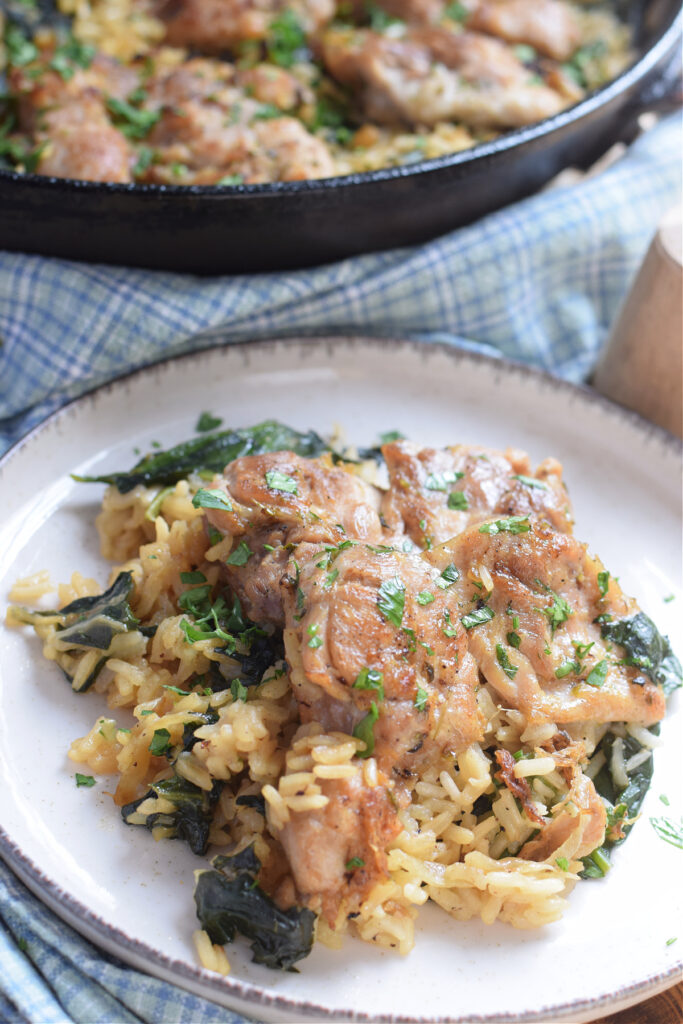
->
xmin=0 ymin=0 xmax=680 ymax=274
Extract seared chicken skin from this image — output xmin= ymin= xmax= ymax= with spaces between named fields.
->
xmin=321 ymin=25 xmax=566 ymax=128
xmin=277 ymin=770 xmax=402 ymax=922
xmin=9 ymin=55 xmax=137 ymax=182
xmin=204 ymin=451 xmax=385 ymax=624
xmin=381 ymin=440 xmax=572 ymax=548
xmin=281 ymin=543 xmax=484 ymax=776
xmin=365 ymin=0 xmax=581 ymax=61
xmin=155 ymin=0 xmax=335 ymax=50
xmin=426 ymin=517 xmax=667 ymax=726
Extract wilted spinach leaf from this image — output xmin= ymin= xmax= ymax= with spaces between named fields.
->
xmin=600 ymin=612 xmax=682 ymax=695
xmin=122 ymin=773 xmax=222 ymax=856
xmin=588 ymin=724 xmax=659 ymax=849
xmin=194 ymin=844 xmax=316 ymax=970
xmin=73 ymin=420 xmax=329 ymax=493
xmin=12 ymin=572 xmax=140 ymax=691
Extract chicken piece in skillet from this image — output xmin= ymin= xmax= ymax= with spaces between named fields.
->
xmin=202 ymin=451 xmax=386 ymax=625
xmin=139 ymin=56 xmax=335 ymax=183
xmin=321 ymin=25 xmax=567 ymax=128
xmin=468 ymin=0 xmax=582 ymax=61
xmin=154 ymin=0 xmax=335 ymax=51
xmin=362 ymin=0 xmax=581 ymax=62
xmin=281 ymin=543 xmax=484 ymax=778
xmin=381 ymin=440 xmax=573 ymax=548
xmin=425 ymin=516 xmax=668 ymax=727
xmin=8 ymin=54 xmax=137 ymax=183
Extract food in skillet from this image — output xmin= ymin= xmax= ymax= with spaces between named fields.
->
xmin=0 ymin=0 xmax=631 ymax=184
xmin=9 ymin=421 xmax=680 ymax=973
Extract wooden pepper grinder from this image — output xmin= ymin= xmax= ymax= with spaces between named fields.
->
xmin=592 ymin=205 xmax=682 ymax=438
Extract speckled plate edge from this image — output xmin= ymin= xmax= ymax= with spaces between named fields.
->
xmin=0 ymin=336 xmax=681 ymax=1024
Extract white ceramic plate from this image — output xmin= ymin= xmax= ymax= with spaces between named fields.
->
xmin=1 ymin=338 xmax=681 ymax=1024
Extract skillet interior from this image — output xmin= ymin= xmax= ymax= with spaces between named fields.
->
xmin=0 ymin=0 xmax=680 ymax=272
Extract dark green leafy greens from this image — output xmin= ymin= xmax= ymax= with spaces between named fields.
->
xmin=194 ymin=844 xmax=316 ymax=970
xmin=73 ymin=421 xmax=329 ymax=493
xmin=600 ymin=612 xmax=682 ymax=695
xmin=581 ymin=723 xmax=662 ymax=878
xmin=11 ymin=571 xmax=141 ymax=691
xmin=122 ymin=773 xmax=222 ymax=856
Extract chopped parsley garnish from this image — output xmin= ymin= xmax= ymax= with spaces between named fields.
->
xmin=513 ymin=43 xmax=538 ymax=63
xmin=192 ymin=488 xmax=233 ymax=512
xmin=323 ymin=567 xmax=339 ymax=590
xmin=353 ymin=701 xmax=379 ymax=758
xmin=649 ymin=816 xmax=683 ymax=850
xmin=163 ymin=684 xmax=189 ymax=696
xmin=226 ymin=541 xmax=253 ymax=566
xmin=106 ymin=97 xmax=160 ymax=140
xmin=4 ymin=24 xmax=38 ymax=66
xmin=555 ymin=660 xmax=579 ymax=679
xmin=75 ymin=773 xmax=96 ymax=788
xmin=178 ymin=584 xmax=212 ymax=618
xmin=666 ymin=937 xmax=678 ymax=946
xmin=377 ymin=576 xmax=406 ymax=628
xmin=664 ymin=594 xmax=675 ymax=603
xmin=512 ymin=473 xmax=548 ymax=490
xmin=660 ymin=794 xmax=670 ymax=806
xmin=231 ymin=678 xmax=248 ymax=702
xmin=542 ymin=588 xmax=573 ymax=635
xmin=266 ymin=9 xmax=308 ymax=67
xmin=378 ymin=430 xmax=404 ymax=444
xmin=479 ymin=516 xmax=530 ymax=535
xmin=265 ymin=469 xmax=298 ymax=495
xmin=414 ymin=685 xmax=428 ymax=712
xmin=442 ymin=610 xmax=458 ymax=638
xmin=345 ymin=857 xmax=365 ymax=870
xmin=424 ymin=470 xmax=464 ymax=492
xmin=208 ymin=526 xmax=223 ymax=546
xmin=436 ymin=563 xmax=459 ymax=590
xmin=353 ymin=667 xmax=384 ymax=701
xmin=597 ymin=571 xmax=610 ymax=598
xmin=585 ymin=659 xmax=608 ymax=688
xmin=496 ymin=644 xmax=518 ymax=679
xmin=447 ymin=491 xmax=468 ymax=511
xmin=149 ymin=728 xmax=171 ymax=757
xmin=507 ymin=631 xmax=521 ymax=649
xmin=180 ymin=570 xmax=207 ymax=584
xmin=443 ymin=1 xmax=468 ymax=22
xmin=461 ymin=606 xmax=494 ymax=630
xmin=49 ymin=37 xmax=95 ymax=80
xmin=555 ymin=857 xmax=569 ymax=871
xmin=217 ymin=174 xmax=244 ymax=186
xmin=367 ymin=2 xmax=402 ymax=30
xmin=307 ymin=623 xmax=323 ymax=649
xmin=416 ymin=591 xmax=435 ymax=606
xmin=196 ymin=412 xmax=223 ymax=433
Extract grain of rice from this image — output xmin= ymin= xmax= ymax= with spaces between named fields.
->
xmin=625 ymin=723 xmax=661 ymax=749
xmin=8 ymin=571 xmax=54 ymax=603
xmin=513 ymin=756 xmax=556 ymax=778
xmin=313 ymin=764 xmax=359 ymax=779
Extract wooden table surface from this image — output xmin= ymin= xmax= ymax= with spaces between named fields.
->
xmin=592 ymin=979 xmax=682 ymax=1024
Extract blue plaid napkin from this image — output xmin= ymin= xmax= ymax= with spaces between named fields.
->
xmin=0 ymin=112 xmax=680 ymax=1023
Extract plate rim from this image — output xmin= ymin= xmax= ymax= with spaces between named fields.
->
xmin=1 ymin=335 xmax=680 ymax=478
xmin=1 ymin=335 xmax=681 ymax=1024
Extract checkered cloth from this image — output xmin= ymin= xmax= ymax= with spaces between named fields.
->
xmin=0 ymin=113 xmax=680 ymax=1023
